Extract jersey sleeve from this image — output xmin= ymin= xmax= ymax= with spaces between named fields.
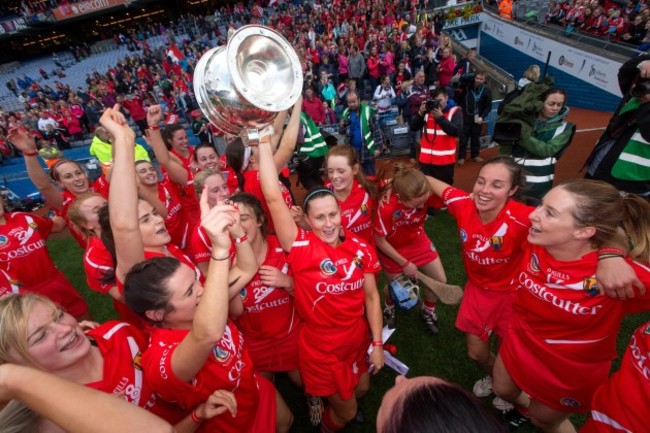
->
xmin=623 ymin=261 xmax=650 ymax=314
xmin=189 ymin=225 xmax=212 ymax=264
xmin=141 ymin=338 xmax=196 ymax=405
xmin=373 ymin=197 xmax=393 ymax=238
xmin=92 ymin=175 xmax=110 ymax=198
xmin=31 ymin=213 xmax=54 ymax=239
xmin=84 ymin=245 xmax=115 ymax=294
xmin=441 ymin=186 xmax=471 ymax=218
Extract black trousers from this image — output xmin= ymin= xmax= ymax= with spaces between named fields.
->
xmin=459 ymin=120 xmax=482 ymax=159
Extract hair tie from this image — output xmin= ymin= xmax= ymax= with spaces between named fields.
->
xmin=619 ymin=191 xmax=629 ymax=199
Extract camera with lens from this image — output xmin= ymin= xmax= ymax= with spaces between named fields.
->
xmin=631 ymin=79 xmax=650 ymax=97
xmin=425 ymin=99 xmax=440 ymax=112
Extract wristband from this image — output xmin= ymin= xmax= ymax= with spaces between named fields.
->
xmin=191 ymin=409 xmax=202 ymax=424
xmin=371 ymin=341 xmax=384 ymax=347
xmin=598 ymin=247 xmax=625 ymax=256
xmin=234 ymin=234 xmax=248 ymax=244
xmin=400 ymin=258 xmax=410 ymax=268
xmin=211 ymin=254 xmax=230 ymax=261
xmin=148 ymin=125 xmax=160 ymax=130
xmin=23 ymin=150 xmax=38 ymax=157
xmin=597 ymin=254 xmax=624 ymax=261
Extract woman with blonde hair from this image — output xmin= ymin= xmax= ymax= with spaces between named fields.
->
xmin=492 ymin=179 xmax=650 ymax=433
xmin=374 ymin=164 xmax=461 ymax=335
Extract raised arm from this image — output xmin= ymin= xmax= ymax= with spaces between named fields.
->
xmin=145 ymin=105 xmax=189 ymax=186
xmin=223 ymin=202 xmax=259 ymax=299
xmin=100 ymin=107 xmax=145 ymax=283
xmin=171 ymin=200 xmax=237 ymax=382
xmin=258 ymin=138 xmax=298 ymax=251
xmin=6 ymin=128 xmax=64 ymax=210
xmin=0 ymin=364 xmax=174 ymax=433
xmin=425 ymin=174 xmax=452 ymax=198
xmin=273 ymin=97 xmax=303 ymax=170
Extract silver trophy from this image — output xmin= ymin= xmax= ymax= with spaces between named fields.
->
xmin=193 ymin=25 xmax=303 ymax=144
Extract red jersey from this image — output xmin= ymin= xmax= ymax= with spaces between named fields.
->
xmin=325 ymin=179 xmax=375 ymax=245
xmin=145 ymin=243 xmax=203 ymax=282
xmin=288 ymin=228 xmax=380 ymax=329
xmin=158 ymin=178 xmax=188 ymax=249
xmin=513 ymin=246 xmax=650 ymax=362
xmin=0 ymin=269 xmax=21 ymax=297
xmin=236 ymin=235 xmax=298 ymax=341
xmin=243 ymin=170 xmax=293 ymax=233
xmin=374 ymin=190 xmax=442 ymax=248
xmin=188 ymin=224 xmax=238 ymax=267
xmin=167 ymin=148 xmax=199 ymax=228
xmin=60 ymin=175 xmax=110 ymax=248
xmin=142 ymin=324 xmax=260 ymax=433
xmin=500 ymin=246 xmax=650 ymax=411
xmin=584 ymin=320 xmax=650 ymax=433
xmin=219 ymin=155 xmax=239 ymax=194
xmin=443 ymin=187 xmax=533 ymax=291
xmin=84 ymin=236 xmax=114 ymax=295
xmin=0 ymin=212 xmax=57 ymax=287
xmin=86 ymin=322 xmax=183 ymax=423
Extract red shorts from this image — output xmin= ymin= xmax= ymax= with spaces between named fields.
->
xmin=246 ymin=325 xmax=301 ymax=373
xmin=455 ymin=280 xmax=515 ymax=341
xmin=500 ymin=325 xmax=610 ymax=413
xmin=299 ymin=319 xmax=370 ymax=400
xmin=247 ymin=374 xmax=277 ymax=433
xmin=379 ymin=235 xmax=439 ymax=274
xmin=27 ymin=269 xmax=88 ymax=318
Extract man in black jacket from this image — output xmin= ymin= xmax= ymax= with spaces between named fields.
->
xmin=457 ymin=70 xmax=492 ymax=165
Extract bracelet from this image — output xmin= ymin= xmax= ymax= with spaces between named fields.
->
xmin=371 ymin=341 xmax=384 ymax=347
xmin=233 ymin=234 xmax=248 ymax=244
xmin=148 ymin=125 xmax=160 ymax=130
xmin=400 ymin=258 xmax=410 ymax=268
xmin=598 ymin=247 xmax=625 ymax=256
xmin=191 ymin=409 xmax=202 ymax=424
xmin=597 ymin=254 xmax=624 ymax=261
xmin=211 ymin=254 xmax=230 ymax=261
xmin=23 ymin=150 xmax=38 ymax=157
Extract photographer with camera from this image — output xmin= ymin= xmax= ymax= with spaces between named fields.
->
xmin=410 ymin=88 xmax=462 ymax=184
xmin=584 ymin=55 xmax=650 ymax=196
xmin=457 ymin=70 xmax=492 ymax=165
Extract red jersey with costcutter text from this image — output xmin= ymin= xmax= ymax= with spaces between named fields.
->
xmin=585 ymin=320 xmax=650 ymax=433
xmin=0 ymin=212 xmax=56 ymax=287
xmin=288 ymin=228 xmax=380 ymax=329
xmin=443 ymin=186 xmax=533 ymax=291
xmin=86 ymin=321 xmax=183 ymax=423
xmin=374 ymin=190 xmax=442 ymax=248
xmin=325 ymin=179 xmax=375 ymax=245
xmin=236 ymin=235 xmax=299 ymax=340
xmin=142 ymin=324 xmax=259 ymax=433
xmin=243 ymin=170 xmax=293 ymax=233
xmin=512 ymin=246 xmax=650 ymax=362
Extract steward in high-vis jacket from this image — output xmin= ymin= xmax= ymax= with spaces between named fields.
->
xmin=410 ymin=88 xmax=463 ymax=185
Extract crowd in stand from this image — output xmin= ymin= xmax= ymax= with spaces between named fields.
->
xmin=544 ymin=0 xmax=650 ymax=46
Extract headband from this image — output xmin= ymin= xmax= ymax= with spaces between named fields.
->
xmin=303 ymin=188 xmax=335 ymax=207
